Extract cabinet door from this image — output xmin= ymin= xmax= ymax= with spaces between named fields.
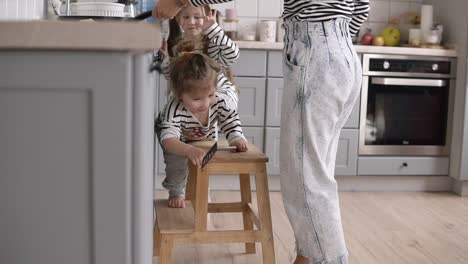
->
xmin=235 ymin=77 xmax=266 ymax=126
xmin=268 ymin=51 xmax=283 ymax=77
xmin=266 ymin=78 xmax=283 ymax=126
xmin=265 ymin=128 xmax=359 ymax=176
xmin=0 ymin=52 xmax=155 ymax=264
xmin=265 ymin=128 xmax=281 ymax=175
xmin=344 ymin=96 xmax=360 ymax=129
xmin=335 ymin=129 xmax=359 ymax=176
xmin=232 ymin=50 xmax=267 ymax=77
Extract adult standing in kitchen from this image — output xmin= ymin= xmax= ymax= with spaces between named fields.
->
xmin=154 ymin=0 xmax=369 ymax=263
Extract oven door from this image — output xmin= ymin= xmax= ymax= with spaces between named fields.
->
xmin=359 ymin=76 xmax=452 ymax=156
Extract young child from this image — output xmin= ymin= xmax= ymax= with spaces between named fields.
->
xmin=159 ymin=4 xmax=239 ymax=109
xmin=156 ymin=39 xmax=248 ymax=209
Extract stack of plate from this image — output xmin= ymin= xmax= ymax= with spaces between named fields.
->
xmin=71 ymin=1 xmax=125 ymax=17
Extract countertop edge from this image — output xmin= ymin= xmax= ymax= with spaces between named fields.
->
xmin=236 ymin=41 xmax=458 ymax=57
xmin=0 ymin=20 xmax=161 ymax=52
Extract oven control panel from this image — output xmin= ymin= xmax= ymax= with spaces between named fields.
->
xmin=369 ymin=58 xmax=451 ymax=74
xmin=363 ymin=54 xmax=456 ymax=78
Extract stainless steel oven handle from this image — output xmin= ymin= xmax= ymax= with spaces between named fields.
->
xmin=371 ymin=77 xmax=447 ymax=87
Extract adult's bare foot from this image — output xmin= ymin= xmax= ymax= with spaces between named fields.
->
xmin=293 ymin=255 xmax=311 ymax=264
xmin=168 ymin=195 xmax=185 ymax=208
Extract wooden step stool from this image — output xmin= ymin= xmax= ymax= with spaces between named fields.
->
xmin=153 ymin=142 xmax=276 ymax=263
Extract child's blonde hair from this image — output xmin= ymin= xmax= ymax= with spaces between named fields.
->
xmin=170 ymin=39 xmax=221 ymax=98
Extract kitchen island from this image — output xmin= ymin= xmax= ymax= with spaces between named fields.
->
xmin=0 ymin=20 xmax=160 ymax=264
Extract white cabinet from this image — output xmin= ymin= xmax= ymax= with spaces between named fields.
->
xmin=266 ymin=78 xmax=283 ymax=126
xmin=0 ymin=51 xmax=155 ymax=264
xmin=236 ymin=77 xmax=266 ymax=126
xmin=265 ymin=128 xmax=281 ymax=174
xmin=233 ymin=50 xmax=267 ymax=76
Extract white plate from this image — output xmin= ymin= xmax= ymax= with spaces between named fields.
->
xmin=76 ymin=0 xmax=117 ymax=2
xmin=70 ymin=2 xmax=125 ymax=17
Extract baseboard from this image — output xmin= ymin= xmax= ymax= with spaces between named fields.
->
xmin=452 ymin=179 xmax=468 ymax=196
xmin=155 ymin=174 xmax=454 ymax=192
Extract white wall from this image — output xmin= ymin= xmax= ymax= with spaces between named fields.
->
xmin=0 ymin=0 xmax=46 ymax=21
xmin=214 ymin=0 xmax=423 ymax=42
xmin=424 ymin=0 xmax=468 ymax=182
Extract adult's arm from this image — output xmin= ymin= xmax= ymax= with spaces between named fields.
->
xmin=153 ymin=0 xmax=234 ymax=19
xmin=349 ymin=0 xmax=370 ymax=37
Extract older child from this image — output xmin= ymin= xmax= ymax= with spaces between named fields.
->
xmin=158 ymin=4 xmax=239 ymax=109
xmin=156 ymin=39 xmax=248 ymax=208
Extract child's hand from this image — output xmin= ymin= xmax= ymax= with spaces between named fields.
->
xmin=202 ymin=9 xmax=217 ymax=31
xmin=230 ymin=139 xmax=248 ymax=152
xmin=159 ymin=39 xmax=168 ymax=58
xmin=184 ymin=145 xmax=206 ymax=168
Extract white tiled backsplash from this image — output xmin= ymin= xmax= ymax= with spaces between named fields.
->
xmin=215 ymin=0 xmax=425 ymax=43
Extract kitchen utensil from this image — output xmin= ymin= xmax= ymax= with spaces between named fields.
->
xmin=201 ymin=142 xmax=238 ymax=168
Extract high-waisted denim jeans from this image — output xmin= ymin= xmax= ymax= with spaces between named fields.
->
xmin=280 ymin=18 xmax=362 ymax=264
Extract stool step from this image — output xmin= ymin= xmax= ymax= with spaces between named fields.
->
xmin=154 ymin=199 xmax=194 ymax=234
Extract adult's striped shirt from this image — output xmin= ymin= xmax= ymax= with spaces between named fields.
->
xmin=190 ymin=0 xmax=370 ymax=36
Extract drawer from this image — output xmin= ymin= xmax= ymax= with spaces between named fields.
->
xmin=267 ymin=51 xmax=283 ymax=77
xmin=232 ymin=50 xmax=267 ymax=77
xmin=358 ymin=157 xmax=450 ymax=175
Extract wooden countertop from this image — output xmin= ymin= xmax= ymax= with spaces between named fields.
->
xmin=0 ymin=20 xmax=161 ymax=52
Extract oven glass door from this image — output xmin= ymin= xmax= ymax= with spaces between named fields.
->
xmin=364 ymin=77 xmax=449 ymax=148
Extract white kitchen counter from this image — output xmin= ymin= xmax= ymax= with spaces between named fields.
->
xmin=0 ymin=20 xmax=160 ymax=52
xmin=237 ymin=40 xmax=458 ymax=57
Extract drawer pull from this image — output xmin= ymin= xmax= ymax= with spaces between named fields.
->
xmin=402 ymin=162 xmax=408 ymax=167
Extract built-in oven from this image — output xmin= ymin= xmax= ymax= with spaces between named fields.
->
xmin=360 ymin=54 xmax=456 ymax=156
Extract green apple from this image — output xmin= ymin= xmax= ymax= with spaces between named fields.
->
xmin=372 ymin=36 xmax=385 ymax=46
xmin=381 ymin=25 xmax=401 ymax=46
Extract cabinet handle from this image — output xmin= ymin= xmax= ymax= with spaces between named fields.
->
xmin=402 ymin=162 xmax=408 ymax=167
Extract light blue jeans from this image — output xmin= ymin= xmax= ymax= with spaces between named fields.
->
xmin=280 ymin=18 xmax=362 ymax=264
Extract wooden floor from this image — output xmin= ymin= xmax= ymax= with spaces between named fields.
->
xmin=153 ymin=191 xmax=468 ymax=264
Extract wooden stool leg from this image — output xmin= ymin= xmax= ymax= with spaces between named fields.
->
xmin=240 ymin=173 xmax=256 ymax=254
xmin=153 ymin=200 xmax=160 ymax=257
xmin=186 ymin=163 xmax=197 ymax=202
xmin=159 ymin=236 xmax=173 ymax=264
xmin=254 ymin=163 xmax=276 ymax=264
xmin=153 ymin=221 xmax=161 ymax=257
xmin=194 ymin=167 xmax=210 ymax=231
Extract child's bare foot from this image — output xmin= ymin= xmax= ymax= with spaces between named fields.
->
xmin=168 ymin=195 xmax=185 ymax=208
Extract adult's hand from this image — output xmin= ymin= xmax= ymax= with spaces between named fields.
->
xmin=152 ymin=0 xmax=188 ymax=19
